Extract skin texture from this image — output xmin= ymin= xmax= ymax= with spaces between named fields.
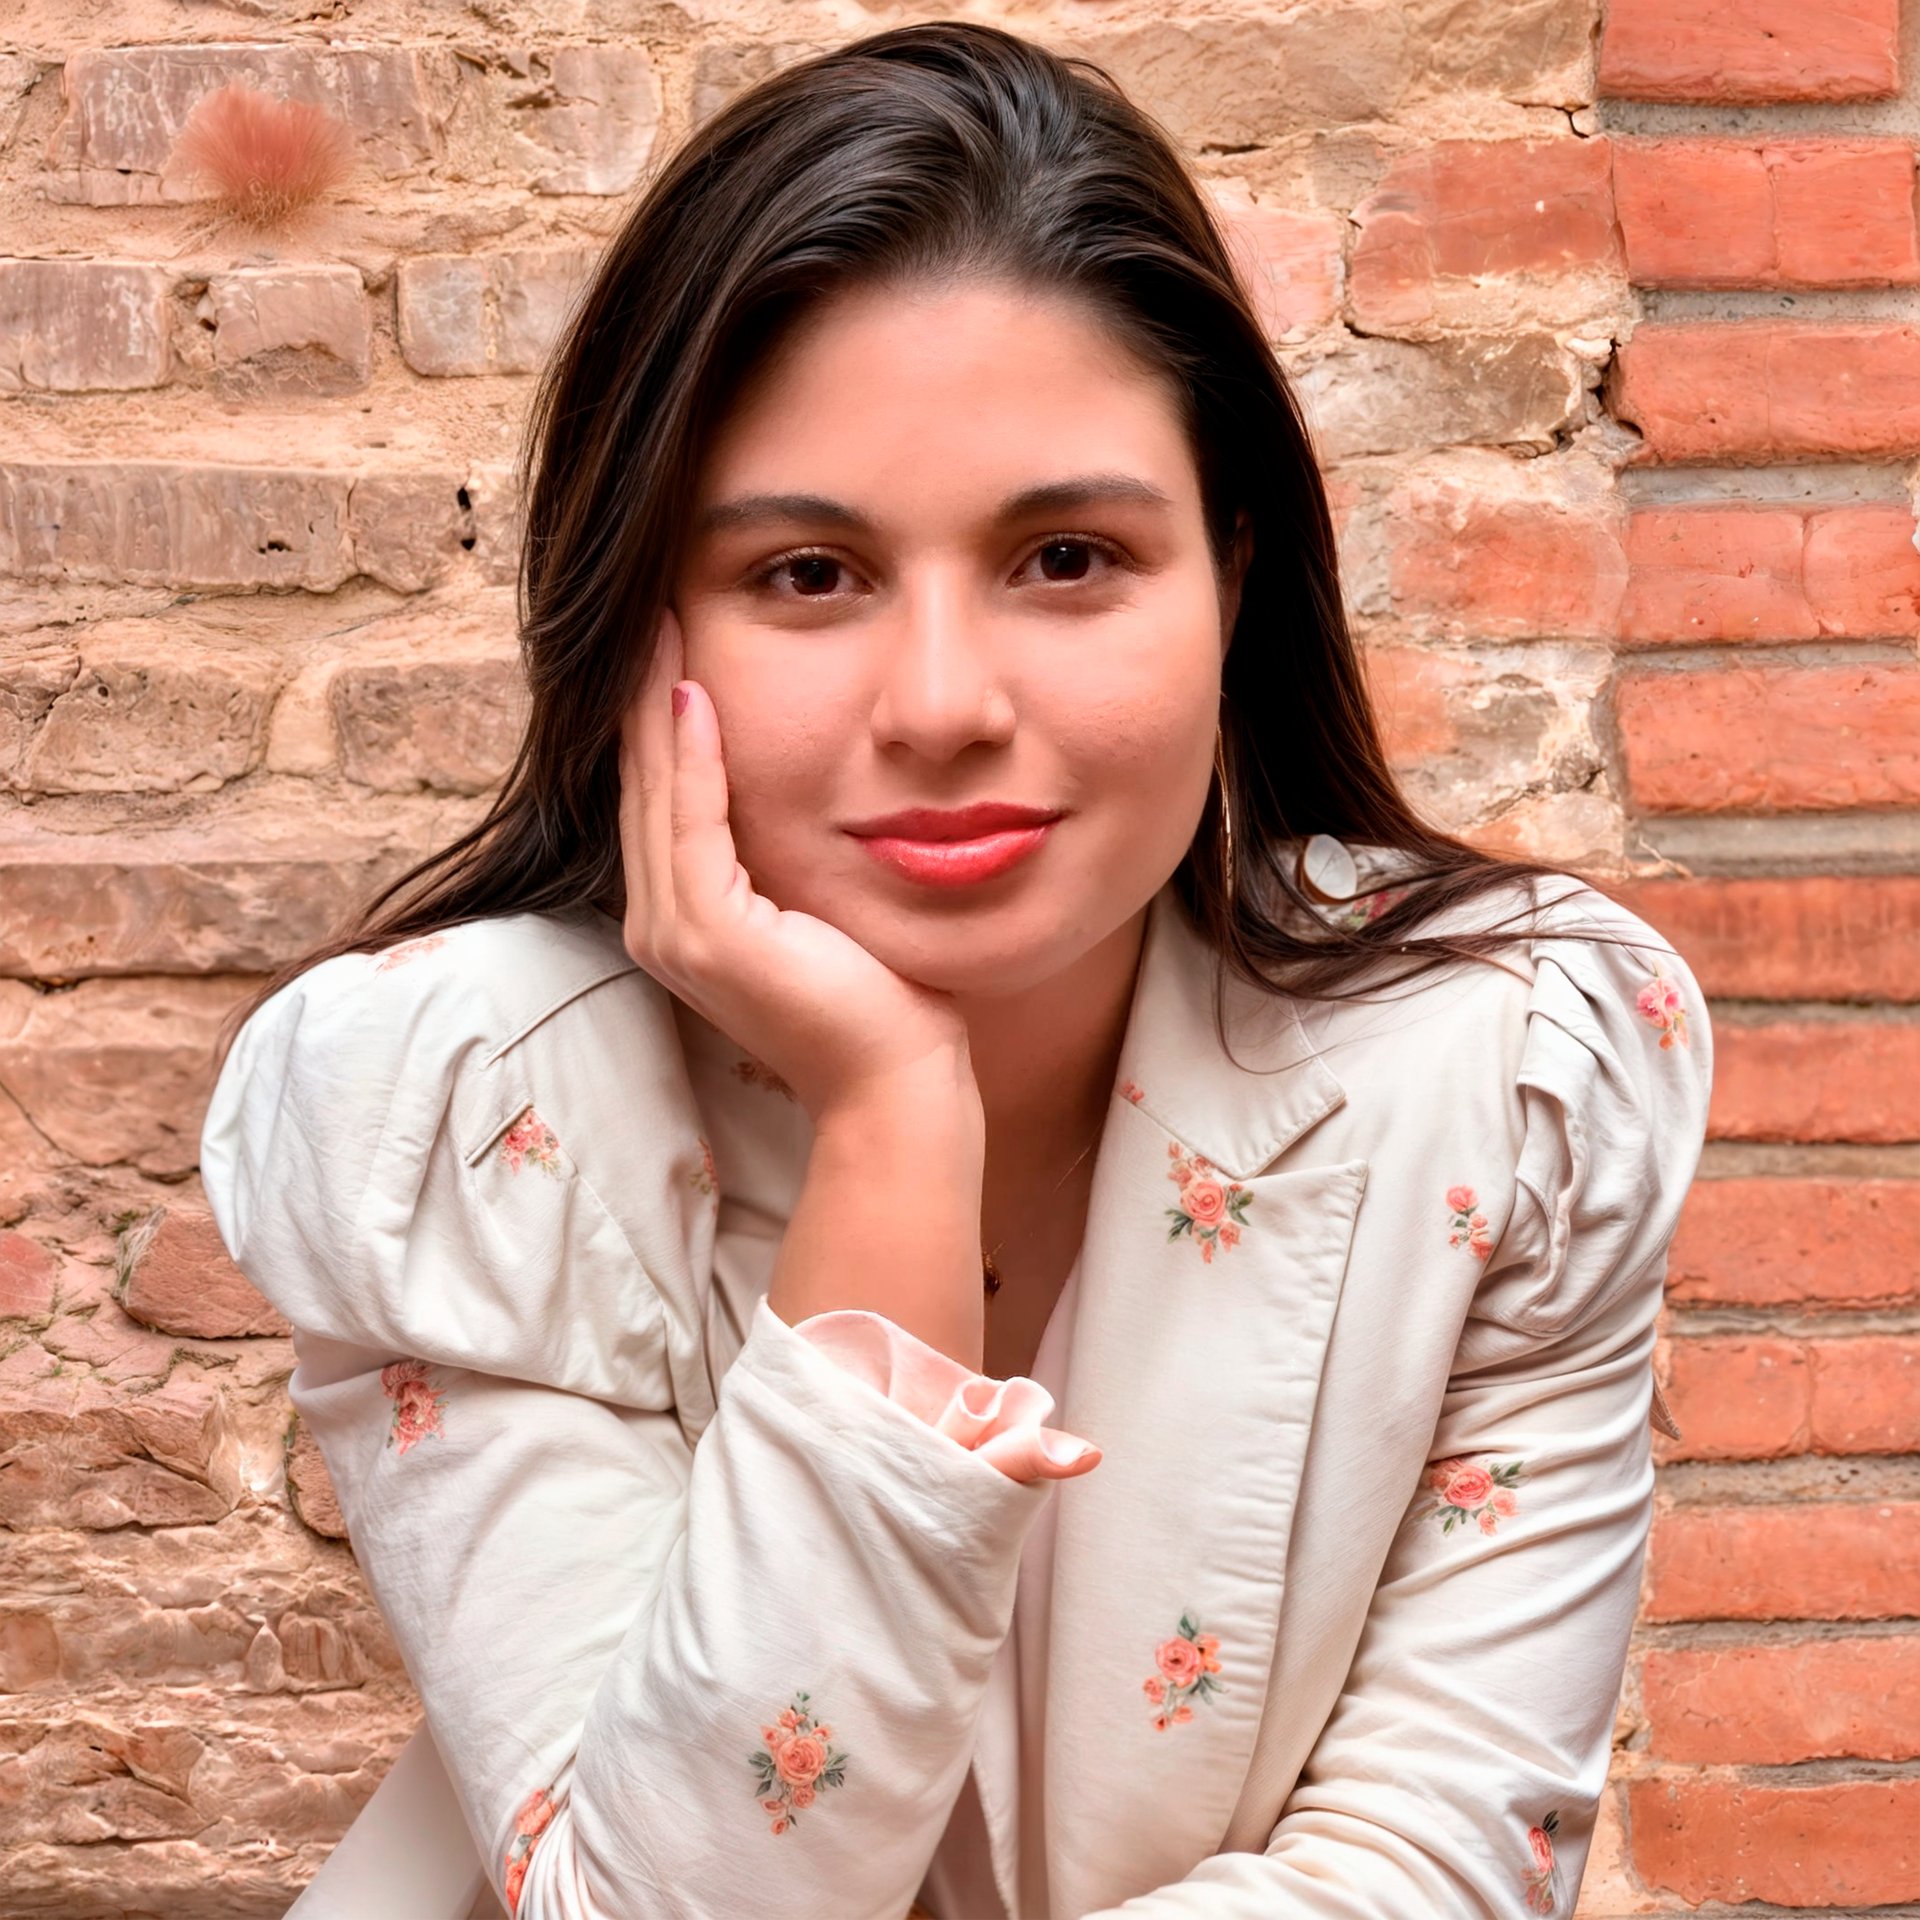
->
xmin=626 ymin=276 xmax=1250 ymax=1371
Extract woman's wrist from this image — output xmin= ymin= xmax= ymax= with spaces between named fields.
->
xmin=768 ymin=1050 xmax=988 ymax=1366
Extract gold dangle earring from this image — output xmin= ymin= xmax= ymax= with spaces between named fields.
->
xmin=1213 ymin=719 xmax=1236 ymax=912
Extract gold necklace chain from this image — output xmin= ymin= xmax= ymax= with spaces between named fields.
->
xmin=981 ymin=1128 xmax=1101 ymax=1300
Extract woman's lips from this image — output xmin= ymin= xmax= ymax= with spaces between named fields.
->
xmin=855 ymin=821 xmax=1055 ymax=886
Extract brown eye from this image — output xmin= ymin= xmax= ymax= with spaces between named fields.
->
xmin=786 ymin=555 xmax=841 ymax=595
xmin=1037 ymin=540 xmax=1093 ymax=582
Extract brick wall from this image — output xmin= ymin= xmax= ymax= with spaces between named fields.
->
xmin=1 ymin=2 xmax=1915 ymax=1913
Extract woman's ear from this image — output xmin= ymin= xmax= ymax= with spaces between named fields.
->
xmin=1219 ymin=509 xmax=1254 ymax=657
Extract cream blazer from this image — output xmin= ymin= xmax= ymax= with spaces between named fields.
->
xmin=199 ymin=841 xmax=1713 ymax=1920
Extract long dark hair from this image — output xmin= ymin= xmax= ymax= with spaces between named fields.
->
xmin=227 ymin=21 xmax=1572 ymax=1053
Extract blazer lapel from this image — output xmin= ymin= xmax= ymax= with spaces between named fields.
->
xmin=1040 ymin=885 xmax=1366 ymax=1919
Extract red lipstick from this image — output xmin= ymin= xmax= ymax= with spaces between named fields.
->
xmin=846 ymin=802 xmax=1062 ymax=889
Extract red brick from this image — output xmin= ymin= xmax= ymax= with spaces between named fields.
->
xmin=1667 ymin=1178 xmax=1920 ymax=1309
xmin=1606 ymin=877 xmax=1920 ymax=1003
xmin=284 ymin=1417 xmax=348 ymax=1541
xmin=1628 ymin=1773 xmax=1920 ymax=1907
xmin=1619 ymin=503 xmax=1920 ymax=643
xmin=0 ymin=1231 xmax=56 ymax=1319
xmin=1383 ymin=483 xmax=1626 ymax=638
xmin=1814 ymin=1337 xmax=1920 ymax=1452
xmin=1657 ymin=1336 xmax=1809 ymax=1459
xmin=1660 ymin=1334 xmax=1920 ymax=1457
xmin=116 ymin=1205 xmax=289 ymax=1341
xmin=1712 ymin=1020 xmax=1920 ymax=1144
xmin=1646 ymin=1501 xmax=1920 ymax=1621
xmin=1216 ymin=203 xmax=1341 ymax=343
xmin=1612 ymin=323 xmax=1920 ymax=462
xmin=1348 ymin=140 xmax=1620 ymax=333
xmin=1806 ymin=503 xmax=1920 ymax=635
xmin=0 ymin=818 xmax=424 ymax=978
xmin=0 ymin=976 xmax=251 ymax=1176
xmin=1643 ymin=1636 xmax=1920 ymax=1762
xmin=1615 ymin=139 xmax=1920 ymax=288
xmin=1617 ymin=663 xmax=1920 ymax=812
xmin=1599 ymin=0 xmax=1902 ymax=103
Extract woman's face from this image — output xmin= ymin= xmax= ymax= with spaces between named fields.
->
xmin=671 ymin=276 xmax=1249 ymax=995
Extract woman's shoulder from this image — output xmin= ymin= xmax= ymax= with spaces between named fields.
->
xmin=248 ymin=906 xmax=642 ymax=1063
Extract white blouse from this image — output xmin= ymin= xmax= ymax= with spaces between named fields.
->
xmin=920 ymin=1250 xmax=1083 ymax=1920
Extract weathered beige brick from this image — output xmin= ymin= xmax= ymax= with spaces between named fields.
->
xmin=117 ymin=1205 xmax=290 ymax=1340
xmin=1363 ymin=639 xmax=1611 ymax=830
xmin=0 ymin=1368 xmax=242 ymax=1530
xmin=0 ymin=975 xmax=252 ymax=1174
xmin=207 ymin=266 xmax=370 ymax=390
xmin=5 ymin=1519 xmax=400 ymax=1693
xmin=0 ymin=54 xmax=35 ymax=154
xmin=397 ymin=247 xmax=598 ymax=377
xmin=0 ymin=638 xmax=81 ymax=781
xmin=12 ymin=629 xmax=277 ymax=795
xmin=689 ymin=40 xmax=826 ymax=125
xmin=0 ymin=807 xmax=440 ymax=976
xmin=499 ymin=46 xmax=662 ymax=194
xmin=466 ymin=460 xmax=524 ymax=585
xmin=0 ymin=1690 xmax=415 ymax=1904
xmin=46 ymin=43 xmax=454 ymax=205
xmin=329 ymin=607 xmax=525 ymax=794
xmin=1287 ymin=335 xmax=1588 ymax=459
xmin=264 ymin=659 xmax=340 ymax=775
xmin=0 ymin=260 xmax=171 ymax=391
xmin=347 ymin=470 xmax=469 ymax=592
xmin=1070 ymin=13 xmax=1415 ymax=150
xmin=0 ymin=463 xmax=354 ymax=590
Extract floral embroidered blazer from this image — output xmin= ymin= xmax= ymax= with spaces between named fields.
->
xmin=198 ymin=846 xmax=1713 ymax=1920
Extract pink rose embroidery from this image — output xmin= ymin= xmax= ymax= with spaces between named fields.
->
xmin=500 ymin=1107 xmax=563 ymax=1177
xmin=374 ymin=933 xmax=445 ymax=972
xmin=1165 ymin=1143 xmax=1252 ymax=1263
xmin=502 ymin=1782 xmax=556 ymax=1913
xmin=1417 ymin=1454 xmax=1528 ymax=1535
xmin=1119 ymin=1078 xmax=1146 ymax=1104
xmin=1144 ymin=1612 xmax=1224 ymax=1730
xmin=751 ymin=1690 xmax=848 ymax=1834
xmin=1329 ymin=884 xmax=1407 ymax=932
xmin=380 ymin=1359 xmax=448 ymax=1455
xmin=1523 ymin=1807 xmax=1563 ymax=1912
xmin=734 ymin=1054 xmax=797 ymax=1100
xmin=691 ymin=1135 xmax=717 ymax=1197
xmin=1446 ymin=1186 xmax=1495 ymax=1260
xmin=1636 ymin=966 xmax=1690 ymax=1051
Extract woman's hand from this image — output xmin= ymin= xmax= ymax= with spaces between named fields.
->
xmin=619 ymin=605 xmax=978 ymax=1125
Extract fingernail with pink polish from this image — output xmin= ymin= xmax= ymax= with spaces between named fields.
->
xmin=671 ymin=683 xmax=689 ymax=717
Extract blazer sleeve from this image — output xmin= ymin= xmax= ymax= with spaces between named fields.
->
xmin=1080 ymin=894 xmax=1714 ymax=1919
xmin=198 ymin=937 xmax=1094 ymax=1920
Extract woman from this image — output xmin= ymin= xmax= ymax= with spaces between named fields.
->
xmin=200 ymin=22 xmax=1711 ymax=1920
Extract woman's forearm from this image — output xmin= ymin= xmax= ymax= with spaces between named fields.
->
xmin=765 ymin=1047 xmax=988 ymax=1370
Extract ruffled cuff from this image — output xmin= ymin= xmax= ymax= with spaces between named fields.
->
xmin=790 ymin=1308 xmax=1102 ymax=1483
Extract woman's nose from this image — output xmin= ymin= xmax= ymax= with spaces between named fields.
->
xmin=868 ymin=571 xmax=1016 ymax=759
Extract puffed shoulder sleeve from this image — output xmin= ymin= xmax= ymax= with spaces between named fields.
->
xmin=1464 ymin=883 xmax=1715 ymax=1357
xmin=199 ymin=928 xmax=687 ymax=1405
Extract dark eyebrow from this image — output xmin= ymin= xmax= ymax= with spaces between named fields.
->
xmin=693 ymin=473 xmax=1175 ymax=538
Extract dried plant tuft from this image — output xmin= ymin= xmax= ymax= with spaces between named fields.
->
xmin=171 ymin=83 xmax=354 ymax=229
